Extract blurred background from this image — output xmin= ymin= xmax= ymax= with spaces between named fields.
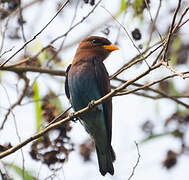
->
xmin=0 ymin=0 xmax=189 ymax=179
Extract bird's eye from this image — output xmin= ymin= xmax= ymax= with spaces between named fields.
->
xmin=91 ymin=39 xmax=101 ymax=44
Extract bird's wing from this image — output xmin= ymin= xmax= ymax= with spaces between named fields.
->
xmin=65 ymin=64 xmax=72 ymax=100
xmin=93 ymin=59 xmax=112 ymax=144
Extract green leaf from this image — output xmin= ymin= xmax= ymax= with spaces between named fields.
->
xmin=132 ymin=0 xmax=145 ymax=18
xmin=170 ymin=35 xmax=182 ymax=66
xmin=169 ymin=81 xmax=179 ymax=96
xmin=32 ymin=81 xmax=42 ymax=131
xmin=172 ymin=36 xmax=181 ymax=52
xmin=30 ymin=40 xmax=49 ymax=64
xmin=6 ymin=163 xmax=35 ymax=180
xmin=178 ymin=108 xmax=189 ymax=116
xmin=116 ymin=0 xmax=128 ymax=17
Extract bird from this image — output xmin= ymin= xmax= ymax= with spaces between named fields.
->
xmin=65 ymin=36 xmax=118 ymax=176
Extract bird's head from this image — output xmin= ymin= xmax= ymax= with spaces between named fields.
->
xmin=75 ymin=36 xmax=119 ymax=61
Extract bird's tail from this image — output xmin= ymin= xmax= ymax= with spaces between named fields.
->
xmin=96 ymin=145 xmax=115 ymax=176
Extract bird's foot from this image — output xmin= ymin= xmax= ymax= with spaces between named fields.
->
xmin=88 ymin=100 xmax=101 ymax=111
xmin=68 ymin=113 xmax=78 ymax=123
xmin=72 ymin=117 xmax=78 ymax=123
xmin=88 ymin=100 xmax=95 ymax=109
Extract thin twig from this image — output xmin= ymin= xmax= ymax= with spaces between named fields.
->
xmin=111 ymin=80 xmax=189 ymax=101
xmin=101 ymin=5 xmax=142 ymax=56
xmin=0 ymin=47 xmax=14 ymax=59
xmin=161 ymin=61 xmax=187 ymax=79
xmin=0 ymin=61 xmax=162 ymax=159
xmin=46 ymin=106 xmax=72 ymax=127
xmin=110 ymin=41 xmax=164 ymax=80
xmin=0 ymin=0 xmax=70 ymax=67
xmin=173 ymin=6 xmax=189 ymax=32
xmin=50 ymin=0 xmax=102 ymax=44
xmin=0 ymin=17 xmax=10 ymax=55
xmin=146 ymin=0 xmax=162 ymax=47
xmin=111 ymin=4 xmax=189 ymax=80
xmin=114 ymin=72 xmax=189 ymax=109
xmin=179 ymin=18 xmax=189 ymax=28
xmin=46 ymin=0 xmax=80 ymax=66
xmin=12 ymin=0 xmax=102 ymax=67
xmin=1 ymin=84 xmax=25 ymax=180
xmin=128 ymin=141 xmax=141 ymax=180
xmin=132 ymin=92 xmax=189 ymax=100
xmin=114 ymin=0 xmax=130 ymax=44
xmin=18 ymin=0 xmax=27 ymax=43
xmin=162 ymin=0 xmax=181 ymax=62
xmin=0 ymin=74 xmax=29 ymax=129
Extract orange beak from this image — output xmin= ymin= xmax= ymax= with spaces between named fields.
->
xmin=103 ymin=44 xmax=119 ymax=51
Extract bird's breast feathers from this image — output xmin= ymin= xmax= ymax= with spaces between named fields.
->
xmin=68 ymin=60 xmax=101 ymax=111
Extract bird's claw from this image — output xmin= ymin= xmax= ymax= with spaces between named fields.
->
xmin=88 ymin=100 xmax=101 ymax=111
xmin=68 ymin=113 xmax=78 ymax=123
xmin=88 ymin=100 xmax=95 ymax=108
xmin=72 ymin=117 xmax=78 ymax=123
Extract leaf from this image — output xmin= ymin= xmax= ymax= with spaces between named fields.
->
xmin=169 ymin=81 xmax=179 ymax=96
xmin=30 ymin=40 xmax=48 ymax=64
xmin=179 ymin=108 xmax=189 ymax=116
xmin=169 ymin=35 xmax=181 ymax=66
xmin=32 ymin=81 xmax=42 ymax=131
xmin=116 ymin=0 xmax=128 ymax=17
xmin=132 ymin=0 xmax=146 ymax=18
xmin=6 ymin=163 xmax=35 ymax=180
xmin=171 ymin=35 xmax=181 ymax=52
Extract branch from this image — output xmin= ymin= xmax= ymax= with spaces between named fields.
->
xmin=114 ymin=71 xmax=189 ymax=109
xmin=50 ymin=0 xmax=102 ymax=44
xmin=0 ymin=74 xmax=29 ymax=129
xmin=112 ymin=79 xmax=189 ymax=101
xmin=146 ymin=0 xmax=162 ymax=47
xmin=111 ymin=3 xmax=189 ymax=80
xmin=161 ymin=61 xmax=187 ymax=79
xmin=0 ymin=62 xmax=162 ymax=159
xmin=110 ymin=41 xmax=164 ymax=79
xmin=0 ymin=66 xmax=66 ymax=76
xmin=128 ymin=141 xmax=141 ymax=180
xmin=5 ymin=0 xmax=103 ymax=67
xmin=101 ymin=5 xmax=142 ymax=56
xmin=0 ymin=0 xmax=70 ymax=67
xmin=132 ymin=92 xmax=189 ymax=100
xmin=162 ymin=0 xmax=181 ymax=62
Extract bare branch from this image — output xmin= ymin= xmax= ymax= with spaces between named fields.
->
xmin=0 ymin=17 xmax=10 ymax=55
xmin=162 ymin=0 xmax=181 ymax=62
xmin=0 ymin=66 xmax=66 ymax=76
xmin=161 ymin=61 xmax=187 ymax=79
xmin=128 ymin=141 xmax=141 ymax=180
xmin=1 ymin=83 xmax=25 ymax=179
xmin=0 ymin=74 xmax=29 ymax=129
xmin=101 ymin=5 xmax=142 ymax=56
xmin=0 ymin=61 xmax=162 ymax=159
xmin=50 ymin=0 xmax=102 ymax=44
xmin=115 ymin=71 xmax=189 ymax=108
xmin=146 ymin=0 xmax=162 ymax=47
xmin=110 ymin=41 xmax=164 ymax=79
xmin=18 ymin=0 xmax=27 ymax=43
xmin=0 ymin=0 xmax=70 ymax=67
